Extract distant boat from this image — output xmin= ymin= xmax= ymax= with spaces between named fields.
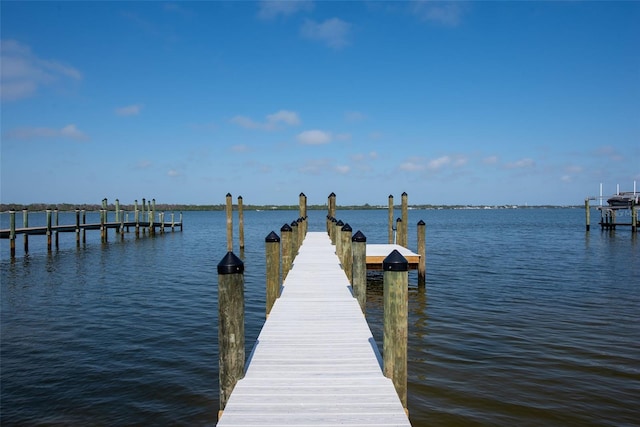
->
xmin=607 ymin=192 xmax=639 ymax=207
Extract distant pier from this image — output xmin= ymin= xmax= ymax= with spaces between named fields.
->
xmin=1 ymin=198 xmax=182 ymax=258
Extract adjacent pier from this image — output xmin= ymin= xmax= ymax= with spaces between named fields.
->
xmin=216 ymin=231 xmax=412 ymax=426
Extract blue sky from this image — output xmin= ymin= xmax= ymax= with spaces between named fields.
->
xmin=1 ymin=1 xmax=639 ymax=206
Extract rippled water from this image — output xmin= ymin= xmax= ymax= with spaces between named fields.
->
xmin=1 ymin=208 xmax=639 ymax=426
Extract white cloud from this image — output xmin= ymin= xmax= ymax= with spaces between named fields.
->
xmin=297 ymin=129 xmax=332 ymax=145
xmin=411 ymin=0 xmax=466 ymax=26
xmin=5 ymin=124 xmax=89 ymax=141
xmin=400 ymin=158 xmax=426 ymax=172
xmin=427 ymin=155 xmax=451 ymax=170
xmin=231 ymin=110 xmax=300 ymax=130
xmin=505 ymin=158 xmax=535 ymax=169
xmin=168 ymin=169 xmax=180 ymax=177
xmin=345 ymin=111 xmax=366 ymax=122
xmin=258 ymin=0 xmax=313 ymax=20
xmin=0 ymin=39 xmax=82 ymax=101
xmin=301 ymin=18 xmax=351 ymax=49
xmin=115 ymin=104 xmax=143 ymax=116
xmin=335 ymin=165 xmax=350 ymax=174
xmin=483 ymin=155 xmax=499 ymax=165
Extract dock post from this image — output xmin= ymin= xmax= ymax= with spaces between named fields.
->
xmin=297 ymin=218 xmax=304 ymax=251
xmin=335 ymin=220 xmax=344 ymax=257
xmin=9 ymin=211 xmax=16 ymax=258
xmin=141 ymin=198 xmax=146 ymax=222
xmin=121 ymin=210 xmax=126 ymax=236
xmin=352 ymin=231 xmax=367 ymax=314
xmin=115 ymin=199 xmax=120 ymax=223
xmin=388 ymin=194 xmax=394 ymax=244
xmin=82 ymin=210 xmax=86 ymax=243
xmin=226 ymin=193 xmax=233 ymax=252
xmin=281 ymin=223 xmax=293 ymax=280
xmin=171 ymin=213 xmax=175 ymax=231
xmin=135 ymin=203 xmax=140 ymax=238
xmin=299 ymin=193 xmax=307 ymax=235
xmin=291 ymin=220 xmax=299 ymax=259
xmin=401 ymin=192 xmax=408 ymax=247
xmin=340 ymin=223 xmax=353 ymax=282
xmin=611 ymin=209 xmax=617 ymax=231
xmin=180 ymin=212 xmax=183 ymax=231
xmin=584 ymin=199 xmax=590 ymax=231
xmin=75 ymin=209 xmax=81 ymax=247
xmin=328 ymin=192 xmax=336 ymax=220
xmin=396 ymin=217 xmax=403 ymax=246
xmin=149 ymin=205 xmax=155 ymax=236
xmin=383 ymin=249 xmax=409 ymax=411
xmin=329 ymin=217 xmax=337 ymax=244
xmin=632 ymin=202 xmax=637 ymax=232
xmin=238 ymin=196 xmax=245 ymax=251
xmin=217 ymin=251 xmax=245 ymax=419
xmin=46 ymin=209 xmax=53 ymax=251
xmin=265 ymin=231 xmax=281 ymax=317
xmin=54 ymin=209 xmax=59 ymax=249
xmin=418 ymin=220 xmax=426 ymax=288
xmin=160 ymin=212 xmax=164 ymax=234
xmin=22 ymin=209 xmax=29 ymax=254
xmin=100 ymin=209 xmax=106 ymax=243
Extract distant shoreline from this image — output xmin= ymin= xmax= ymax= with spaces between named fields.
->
xmin=1 ymin=203 xmax=582 ymax=212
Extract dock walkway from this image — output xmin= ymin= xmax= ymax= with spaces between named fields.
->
xmin=217 ymin=231 xmax=411 ymax=426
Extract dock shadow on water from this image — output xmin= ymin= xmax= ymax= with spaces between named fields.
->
xmin=1 ymin=208 xmax=639 ymax=426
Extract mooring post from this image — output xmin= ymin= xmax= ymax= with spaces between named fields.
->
xmin=297 ymin=218 xmax=304 ymax=251
xmin=135 ymin=203 xmax=140 ymax=238
xmin=22 ymin=209 xmax=29 ymax=254
xmin=9 ymin=211 xmax=16 ymax=258
xmin=121 ymin=210 xmax=125 ymax=236
xmin=171 ymin=213 xmax=175 ymax=231
xmin=54 ymin=209 xmax=59 ymax=249
xmin=217 ymin=251 xmax=245 ymax=419
xmin=387 ymin=194 xmax=395 ymax=245
xmin=584 ymin=198 xmax=591 ymax=231
xmin=401 ymin=192 xmax=408 ymax=247
xmin=46 ymin=209 xmax=53 ymax=251
xmin=632 ymin=201 xmax=637 ymax=232
xmin=611 ymin=209 xmax=617 ymax=231
xmin=82 ymin=210 xmax=86 ymax=243
xmin=265 ymin=231 xmax=281 ymax=317
xmin=335 ymin=219 xmax=344 ymax=257
xmin=396 ymin=217 xmax=403 ymax=246
xmin=352 ymin=230 xmax=367 ymax=314
xmin=328 ymin=192 xmax=337 ymax=219
xmin=180 ymin=212 xmax=183 ymax=231
xmin=329 ymin=217 xmax=337 ymax=244
xmin=281 ymin=223 xmax=293 ymax=280
xmin=100 ymin=209 xmax=106 ymax=243
xmin=226 ymin=193 xmax=233 ymax=252
xmin=417 ymin=220 xmax=426 ymax=288
xmin=115 ymin=199 xmax=120 ymax=223
xmin=141 ymin=198 xmax=146 ymax=222
xmin=383 ymin=249 xmax=409 ymax=411
xmin=238 ymin=196 xmax=245 ymax=251
xmin=291 ymin=220 xmax=299 ymax=260
xmin=299 ymin=193 xmax=307 ymax=235
xmin=75 ymin=209 xmax=81 ymax=247
xmin=340 ymin=223 xmax=353 ymax=282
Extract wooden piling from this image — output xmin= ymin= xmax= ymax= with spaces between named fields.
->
xmin=388 ymin=194 xmax=394 ymax=244
xmin=100 ymin=209 xmax=106 ymax=243
xmin=54 ymin=209 xmax=59 ymax=249
xmin=383 ymin=249 xmax=409 ymax=410
xmin=352 ymin=230 xmax=367 ymax=314
xmin=340 ymin=223 xmax=353 ymax=282
xmin=75 ymin=209 xmax=81 ymax=246
xmin=46 ymin=209 xmax=53 ymax=251
xmin=226 ymin=193 xmax=233 ymax=252
xmin=585 ymin=198 xmax=591 ymax=231
xmin=82 ymin=210 xmax=86 ymax=243
xmin=291 ymin=220 xmax=299 ymax=259
xmin=417 ymin=220 xmax=426 ymax=288
xmin=632 ymin=202 xmax=638 ymax=232
xmin=396 ymin=217 xmax=403 ymax=247
xmin=335 ymin=220 xmax=344 ymax=259
xmin=265 ymin=231 xmax=281 ymax=317
xmin=281 ymin=223 xmax=293 ymax=280
xmin=238 ymin=196 xmax=245 ymax=250
xmin=150 ymin=199 xmax=156 ymax=236
xmin=115 ymin=199 xmax=120 ymax=223
xmin=328 ymin=192 xmax=336 ymax=219
xmin=401 ymin=192 xmax=408 ymax=247
xmin=9 ymin=211 xmax=16 ymax=258
xmin=22 ymin=209 xmax=29 ymax=254
xmin=299 ymin=192 xmax=307 ymax=221
xmin=217 ymin=251 xmax=245 ymax=418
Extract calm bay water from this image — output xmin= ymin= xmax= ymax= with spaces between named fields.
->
xmin=1 ymin=208 xmax=638 ymax=426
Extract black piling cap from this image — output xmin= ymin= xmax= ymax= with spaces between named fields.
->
xmin=396 ymin=217 xmax=402 ymax=223
xmin=217 ymin=251 xmax=244 ymax=275
xmin=238 ymin=195 xmax=243 ymax=200
xmin=281 ymin=223 xmax=292 ymax=232
xmin=352 ymin=230 xmax=366 ymax=242
xmin=291 ymin=220 xmax=298 ymax=227
xmin=226 ymin=193 xmax=232 ymax=197
xmin=341 ymin=223 xmax=352 ymax=232
xmin=331 ymin=217 xmax=337 ymax=223
xmin=336 ymin=220 xmax=344 ymax=226
xmin=383 ymin=249 xmax=408 ymax=272
xmin=418 ymin=219 xmax=426 ymax=226
xmin=402 ymin=191 xmax=408 ymax=196
xmin=297 ymin=217 xmax=303 ymax=223
xmin=300 ymin=192 xmax=306 ymax=197
xmin=265 ymin=231 xmax=280 ymax=242
xmin=329 ymin=192 xmax=336 ymax=197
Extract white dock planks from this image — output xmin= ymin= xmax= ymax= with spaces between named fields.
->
xmin=217 ymin=232 xmax=411 ymax=427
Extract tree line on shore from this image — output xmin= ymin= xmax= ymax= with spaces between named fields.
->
xmin=1 ymin=202 xmax=578 ymax=212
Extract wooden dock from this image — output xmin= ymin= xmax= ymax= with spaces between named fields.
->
xmin=217 ymin=231 xmax=412 ymax=426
